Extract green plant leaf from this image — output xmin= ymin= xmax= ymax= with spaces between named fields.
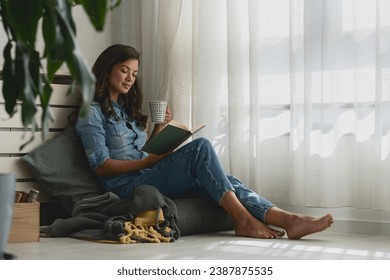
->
xmin=2 ymin=41 xmax=18 ymax=116
xmin=66 ymin=52 xmax=95 ymax=117
xmin=72 ymin=0 xmax=121 ymax=30
xmin=6 ymin=0 xmax=43 ymax=44
xmin=76 ymin=0 xmax=108 ymax=31
xmin=40 ymin=78 xmax=53 ymax=109
xmin=14 ymin=44 xmax=38 ymax=128
xmin=42 ymin=2 xmax=67 ymax=80
xmin=109 ymin=0 xmax=122 ymax=9
xmin=56 ymin=0 xmax=96 ymax=114
xmin=40 ymin=81 xmax=54 ymax=140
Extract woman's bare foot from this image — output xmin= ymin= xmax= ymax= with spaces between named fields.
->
xmin=235 ymin=215 xmax=285 ymax=239
xmin=285 ymin=213 xmax=334 ymax=239
xmin=220 ymin=191 xmax=286 ymax=239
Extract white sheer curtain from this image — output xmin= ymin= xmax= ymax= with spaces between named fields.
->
xmin=120 ymin=0 xmax=390 ymax=210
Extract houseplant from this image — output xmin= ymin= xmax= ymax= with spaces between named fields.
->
xmin=0 ymin=0 xmax=121 ymax=147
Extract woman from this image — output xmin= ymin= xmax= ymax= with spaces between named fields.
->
xmin=76 ymin=44 xmax=334 ymax=239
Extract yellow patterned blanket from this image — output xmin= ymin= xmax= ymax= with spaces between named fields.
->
xmin=119 ymin=208 xmax=173 ymax=243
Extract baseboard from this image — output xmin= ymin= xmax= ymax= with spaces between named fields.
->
xmin=277 ymin=203 xmax=390 ymax=236
xmin=332 ymin=219 xmax=390 ymax=236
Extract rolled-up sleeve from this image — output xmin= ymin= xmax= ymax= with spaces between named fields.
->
xmin=75 ymin=105 xmax=110 ymax=170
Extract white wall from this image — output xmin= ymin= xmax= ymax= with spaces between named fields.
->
xmin=73 ymin=6 xmax=115 ymax=71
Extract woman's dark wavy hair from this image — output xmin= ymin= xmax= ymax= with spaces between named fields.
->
xmin=92 ymin=44 xmax=148 ymax=129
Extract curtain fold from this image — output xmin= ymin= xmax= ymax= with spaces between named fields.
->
xmin=122 ymin=0 xmax=390 ymax=210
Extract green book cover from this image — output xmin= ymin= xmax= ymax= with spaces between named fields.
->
xmin=142 ymin=120 xmax=205 ymax=155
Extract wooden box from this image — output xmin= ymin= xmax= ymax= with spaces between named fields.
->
xmin=8 ymin=203 xmax=40 ymax=243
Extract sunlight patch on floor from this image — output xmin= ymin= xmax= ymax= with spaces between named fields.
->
xmin=225 ymin=240 xmax=276 ymax=248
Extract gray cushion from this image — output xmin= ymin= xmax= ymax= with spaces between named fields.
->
xmin=21 ymin=126 xmax=103 ymax=212
xmin=174 ymin=198 xmax=233 ymax=235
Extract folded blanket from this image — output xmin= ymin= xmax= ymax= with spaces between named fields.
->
xmin=40 ymin=185 xmax=180 ymax=243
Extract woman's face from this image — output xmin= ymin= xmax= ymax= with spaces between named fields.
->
xmin=107 ymin=59 xmax=139 ymax=101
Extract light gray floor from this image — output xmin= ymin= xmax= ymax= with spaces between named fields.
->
xmin=5 ymin=229 xmax=390 ymax=260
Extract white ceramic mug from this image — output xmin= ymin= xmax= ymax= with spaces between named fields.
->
xmin=149 ymin=100 xmax=167 ymax=123
xmin=0 ymin=173 xmax=15 ymax=259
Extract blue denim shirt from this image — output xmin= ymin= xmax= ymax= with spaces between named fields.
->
xmin=75 ymin=101 xmax=148 ymax=188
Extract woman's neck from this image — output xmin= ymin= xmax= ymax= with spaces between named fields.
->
xmin=109 ymin=92 xmax=119 ymax=103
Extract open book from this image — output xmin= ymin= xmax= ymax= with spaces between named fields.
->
xmin=142 ymin=120 xmax=205 ymax=155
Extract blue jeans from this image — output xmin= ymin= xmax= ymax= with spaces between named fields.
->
xmin=107 ymin=138 xmax=274 ymax=223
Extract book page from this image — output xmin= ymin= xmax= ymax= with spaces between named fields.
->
xmin=166 ymin=120 xmax=190 ymax=131
xmin=190 ymin=124 xmax=206 ymax=134
xmin=168 ymin=120 xmax=205 ymax=134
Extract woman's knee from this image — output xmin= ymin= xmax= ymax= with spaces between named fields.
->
xmin=192 ymin=137 xmax=212 ymax=148
xmin=189 ymin=137 xmax=214 ymax=153
xmin=192 ymin=137 xmax=220 ymax=161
